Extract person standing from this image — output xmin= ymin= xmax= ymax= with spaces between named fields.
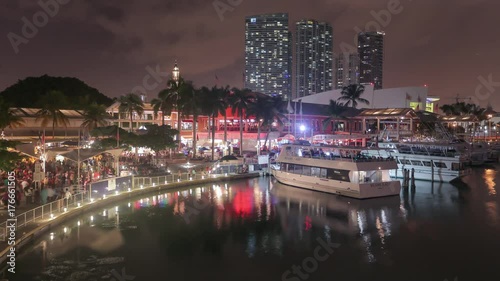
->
xmin=41 ymin=187 xmax=48 ymax=205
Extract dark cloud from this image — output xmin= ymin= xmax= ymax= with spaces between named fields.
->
xmin=1 ymin=0 xmax=499 ymax=109
xmin=96 ymin=5 xmax=125 ymax=22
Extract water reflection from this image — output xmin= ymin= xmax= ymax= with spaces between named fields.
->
xmin=270 ymin=180 xmax=400 ymax=264
xmin=9 ymin=172 xmax=500 ymax=281
xmin=483 ymin=168 xmax=497 ymax=196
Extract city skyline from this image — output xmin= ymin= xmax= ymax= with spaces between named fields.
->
xmin=295 ymin=19 xmax=333 ymax=99
xmin=1 ymin=0 xmax=499 ymax=108
xmin=358 ymin=31 xmax=385 ymax=89
xmin=244 ymin=13 xmax=292 ymax=98
xmin=336 ymin=52 xmax=360 ymax=89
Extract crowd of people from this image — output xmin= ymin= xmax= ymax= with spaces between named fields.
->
xmin=0 ymin=155 xmax=118 ymax=208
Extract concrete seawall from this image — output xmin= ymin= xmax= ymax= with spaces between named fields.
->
xmin=0 ymin=172 xmax=261 ymax=268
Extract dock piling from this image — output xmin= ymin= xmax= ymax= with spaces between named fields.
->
xmin=431 ymin=160 xmax=434 ymax=182
xmin=411 ymin=168 xmax=416 ymax=189
xmin=402 ymin=169 xmax=409 ymax=189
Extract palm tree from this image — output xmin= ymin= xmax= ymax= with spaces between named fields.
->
xmin=189 ymin=88 xmax=203 ymax=158
xmin=0 ymin=97 xmax=24 ymax=138
xmin=337 ymin=84 xmax=369 ymax=108
xmin=35 ymin=90 xmax=70 ymax=139
xmin=217 ymin=86 xmax=231 ymax=146
xmin=262 ymin=95 xmax=288 ymax=149
xmin=212 ymin=86 xmax=229 ymax=160
xmin=439 ymin=104 xmax=457 ymax=116
xmin=177 ymin=83 xmax=199 ymax=157
xmin=322 ymin=100 xmax=348 ymax=132
xmin=151 ymin=89 xmax=174 ymax=126
xmin=228 ymin=88 xmax=252 ymax=155
xmin=81 ymin=103 xmax=111 ymax=133
xmin=118 ymin=93 xmax=144 ymax=132
xmin=247 ymin=94 xmax=270 ymax=153
xmin=200 ymin=86 xmax=228 ymax=160
xmin=164 ymin=78 xmax=193 ymax=151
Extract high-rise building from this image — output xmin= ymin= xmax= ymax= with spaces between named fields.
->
xmin=358 ymin=31 xmax=384 ymax=89
xmin=295 ymin=20 xmax=333 ymax=99
xmin=335 ymin=53 xmax=359 ymax=89
xmin=245 ymin=13 xmax=292 ymax=99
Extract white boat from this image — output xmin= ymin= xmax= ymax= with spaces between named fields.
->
xmin=363 ymin=141 xmax=470 ymax=182
xmin=271 ymin=144 xmax=401 ymax=199
xmin=469 ymin=142 xmax=489 ymax=165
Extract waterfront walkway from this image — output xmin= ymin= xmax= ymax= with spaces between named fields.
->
xmin=0 ymin=170 xmax=261 ymax=265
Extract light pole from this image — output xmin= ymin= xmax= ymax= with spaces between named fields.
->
xmin=300 ymin=124 xmax=306 ymax=139
xmin=172 ymin=62 xmax=181 ymax=153
xmin=77 ymin=128 xmax=80 ymax=193
xmin=488 ymin=114 xmax=493 ymax=141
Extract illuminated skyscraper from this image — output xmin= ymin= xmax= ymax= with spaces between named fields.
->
xmin=335 ymin=53 xmax=359 ymax=89
xmin=245 ymin=13 xmax=292 ymax=99
xmin=358 ymin=31 xmax=384 ymax=89
xmin=295 ymin=20 xmax=333 ymax=99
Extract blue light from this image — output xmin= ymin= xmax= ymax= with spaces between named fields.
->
xmin=251 ymin=18 xmax=256 ymax=23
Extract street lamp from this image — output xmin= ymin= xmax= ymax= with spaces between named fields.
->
xmin=487 ymin=114 xmax=493 ymax=141
xmin=300 ymin=124 xmax=306 ymax=139
xmin=172 ymin=62 xmax=181 ymax=152
xmin=172 ymin=62 xmax=180 ymax=85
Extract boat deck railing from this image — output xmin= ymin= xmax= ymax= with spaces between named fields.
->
xmin=287 ymin=153 xmax=395 ymax=163
xmin=395 ymin=147 xmax=460 ymax=158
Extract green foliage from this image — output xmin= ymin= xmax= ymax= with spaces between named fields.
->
xmin=0 ymin=75 xmax=112 ymax=109
xmin=0 ymin=140 xmax=22 ymax=172
xmin=91 ymin=138 xmax=117 ymax=150
xmin=439 ymin=102 xmax=487 ymax=120
xmin=322 ymin=100 xmax=348 ymax=130
xmin=90 ymin=125 xmax=128 ymax=138
xmin=35 ymin=90 xmax=71 ymax=138
xmin=337 ymin=84 xmax=369 ymax=108
xmin=118 ymin=93 xmax=144 ymax=132
xmin=0 ymin=97 xmax=25 ymax=131
xmin=137 ymin=124 xmax=178 ymax=152
xmin=91 ymin=125 xmax=177 ymax=153
xmin=81 ymin=103 xmax=111 ymax=132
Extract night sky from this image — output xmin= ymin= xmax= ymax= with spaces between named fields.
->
xmin=1 ymin=0 xmax=499 ymax=108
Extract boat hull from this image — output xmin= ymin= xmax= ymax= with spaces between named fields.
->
xmin=389 ymin=167 xmax=466 ymax=182
xmin=271 ymin=169 xmax=401 ymax=199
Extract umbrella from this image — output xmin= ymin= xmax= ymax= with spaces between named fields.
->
xmin=220 ymin=155 xmax=238 ymax=161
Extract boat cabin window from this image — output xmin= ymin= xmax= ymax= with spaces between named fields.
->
xmin=422 ymin=161 xmax=432 ymax=167
xmin=282 ymin=163 xmax=350 ymax=182
xmin=434 ymin=162 xmax=447 ymax=168
xmin=399 ymin=159 xmax=411 ymax=165
xmin=410 ymin=160 xmax=423 ymax=166
xmin=451 ymin=163 xmax=464 ymax=171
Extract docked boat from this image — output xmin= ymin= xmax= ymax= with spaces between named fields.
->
xmin=363 ymin=141 xmax=470 ymax=182
xmin=271 ymin=144 xmax=401 ymax=199
xmin=469 ymin=141 xmax=489 ymax=165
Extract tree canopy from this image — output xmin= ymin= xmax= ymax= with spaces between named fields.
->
xmin=0 ymin=75 xmax=113 ymax=109
xmin=0 ymin=140 xmax=23 ymax=171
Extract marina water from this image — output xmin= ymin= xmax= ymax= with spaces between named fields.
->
xmin=8 ymin=166 xmax=500 ymax=281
